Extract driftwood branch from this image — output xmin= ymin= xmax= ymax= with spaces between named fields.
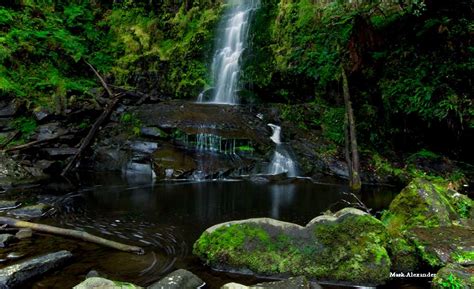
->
xmin=61 ymin=62 xmax=123 ymax=176
xmin=0 ymin=216 xmax=144 ymax=254
xmin=1 ymin=134 xmax=62 ymax=153
xmin=85 ymin=61 xmax=114 ymax=98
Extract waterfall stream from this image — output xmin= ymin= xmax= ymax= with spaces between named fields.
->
xmin=198 ymin=0 xmax=260 ymax=104
xmin=267 ymin=124 xmax=298 ymax=177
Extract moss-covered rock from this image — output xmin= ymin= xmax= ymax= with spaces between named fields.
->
xmin=387 ymin=237 xmax=420 ymax=272
xmin=407 ymin=226 xmax=474 ymax=268
xmin=381 ymin=178 xmax=473 ymax=271
xmin=432 ymin=263 xmax=474 ymax=289
xmin=382 ymin=178 xmax=472 ymax=234
xmin=193 ymin=208 xmax=390 ymax=285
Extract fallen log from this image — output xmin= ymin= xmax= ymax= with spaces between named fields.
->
xmin=0 ymin=216 xmax=144 ymax=254
xmin=1 ymin=134 xmax=62 ymax=153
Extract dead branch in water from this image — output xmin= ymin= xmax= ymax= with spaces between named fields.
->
xmin=0 ymin=216 xmax=144 ymax=254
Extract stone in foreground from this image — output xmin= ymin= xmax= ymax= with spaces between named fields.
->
xmin=147 ymin=269 xmax=205 ymax=289
xmin=432 ymin=263 xmax=473 ymax=289
xmin=8 ymin=203 xmax=51 ymax=219
xmin=194 ymin=208 xmax=390 ymax=285
xmin=221 ymin=276 xmax=321 ymax=289
xmin=73 ymin=277 xmax=142 ymax=289
xmin=0 ymin=250 xmax=72 ymax=288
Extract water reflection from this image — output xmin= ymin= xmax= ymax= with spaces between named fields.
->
xmin=269 ymin=184 xmax=295 ymax=219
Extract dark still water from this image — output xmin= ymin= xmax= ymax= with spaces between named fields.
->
xmin=2 ymin=173 xmax=404 ymax=288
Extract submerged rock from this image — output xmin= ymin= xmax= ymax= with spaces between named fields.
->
xmin=0 ymin=250 xmax=72 ymax=288
xmin=15 ymin=228 xmax=33 ymax=240
xmin=0 ymin=234 xmax=15 ymax=248
xmin=0 ymin=200 xmax=20 ymax=211
xmin=147 ymin=269 xmax=204 ymax=289
xmin=221 ymin=276 xmax=321 ymax=289
xmin=432 ymin=263 xmax=473 ymax=289
xmin=9 ymin=203 xmax=52 ymax=219
xmin=73 ymin=277 xmax=142 ymax=289
xmin=193 ymin=208 xmax=390 ymax=285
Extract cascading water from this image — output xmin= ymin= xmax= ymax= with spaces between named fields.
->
xmin=267 ymin=124 xmax=298 ymax=177
xmin=198 ymin=0 xmax=260 ymax=104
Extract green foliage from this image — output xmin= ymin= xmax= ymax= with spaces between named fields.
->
xmin=120 ymin=112 xmax=141 ymax=136
xmin=435 ymin=273 xmax=464 ymax=289
xmin=12 ymin=116 xmax=37 ymax=136
xmin=194 ymin=211 xmax=390 ymax=284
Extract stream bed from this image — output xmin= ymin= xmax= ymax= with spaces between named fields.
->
xmin=0 ymin=173 xmax=428 ymax=288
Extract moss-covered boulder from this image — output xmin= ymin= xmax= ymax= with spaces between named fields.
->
xmin=381 ymin=178 xmax=473 ymax=270
xmin=432 ymin=263 xmax=474 ymax=289
xmin=193 ymin=208 xmax=390 ymax=285
xmin=382 ymin=178 xmax=472 ymax=233
xmin=406 ymin=226 xmax=474 ymax=268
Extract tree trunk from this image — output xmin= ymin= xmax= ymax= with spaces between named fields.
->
xmin=0 ymin=217 xmax=144 ymax=254
xmin=342 ymin=68 xmax=361 ymax=192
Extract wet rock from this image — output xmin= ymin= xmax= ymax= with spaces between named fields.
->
xmin=194 ymin=208 xmax=390 ymax=285
xmin=382 ymin=178 xmax=473 ymax=270
xmin=221 ymin=276 xmax=321 ymax=289
xmin=152 ymin=147 xmax=197 ymax=179
xmin=9 ymin=203 xmax=52 ymax=218
xmin=0 ymin=153 xmax=32 ymax=180
xmin=6 ymin=252 xmax=24 ymax=260
xmin=42 ymin=147 xmax=78 ymax=157
xmin=0 ymin=234 xmax=15 ymax=248
xmin=128 ymin=141 xmax=159 ymax=154
xmin=147 ymin=269 xmax=204 ymax=289
xmin=406 ymin=226 xmax=474 ymax=267
xmin=0 ymin=250 xmax=72 ymax=288
xmin=382 ymin=178 xmax=473 ymax=230
xmin=0 ymin=200 xmax=20 ymax=210
xmin=15 ymin=228 xmax=33 ymax=240
xmin=432 ymin=263 xmax=473 ymax=289
xmin=0 ymin=100 xmax=20 ymax=117
xmin=35 ymin=122 xmax=67 ymax=141
xmin=140 ymin=127 xmax=169 ymax=139
xmin=85 ymin=270 xmax=100 ymax=278
xmin=33 ymin=109 xmax=50 ymax=121
xmin=91 ymin=147 xmax=130 ymax=172
xmin=74 ymin=277 xmax=142 ymax=289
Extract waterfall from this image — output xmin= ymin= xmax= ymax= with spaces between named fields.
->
xmin=199 ymin=0 xmax=260 ymax=104
xmin=267 ymin=124 xmax=298 ymax=177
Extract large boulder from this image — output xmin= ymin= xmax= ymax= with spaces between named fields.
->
xmin=432 ymin=263 xmax=473 ymax=289
xmin=382 ymin=178 xmax=473 ymax=270
xmin=221 ymin=276 xmax=321 ymax=289
xmin=73 ymin=277 xmax=142 ymax=289
xmin=193 ymin=208 xmax=390 ymax=285
xmin=8 ymin=203 xmax=52 ymax=219
xmin=147 ymin=269 xmax=204 ymax=289
xmin=0 ymin=250 xmax=72 ymax=288
xmin=382 ymin=178 xmax=473 ymax=232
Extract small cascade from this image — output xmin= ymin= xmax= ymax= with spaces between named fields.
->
xmin=267 ymin=124 xmax=298 ymax=177
xmin=199 ymin=0 xmax=260 ymax=104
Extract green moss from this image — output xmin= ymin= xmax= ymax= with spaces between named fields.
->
xmin=450 ymin=250 xmax=474 ymax=265
xmin=388 ymin=237 xmax=419 ymax=271
xmin=194 ymin=211 xmax=390 ymax=284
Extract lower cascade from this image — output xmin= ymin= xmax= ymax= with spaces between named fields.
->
xmin=267 ymin=124 xmax=298 ymax=177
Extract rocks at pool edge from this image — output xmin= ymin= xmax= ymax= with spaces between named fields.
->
xmin=0 ymin=250 xmax=72 ymax=288
xmin=382 ymin=178 xmax=473 ymax=270
xmin=193 ymin=207 xmax=390 ymax=285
